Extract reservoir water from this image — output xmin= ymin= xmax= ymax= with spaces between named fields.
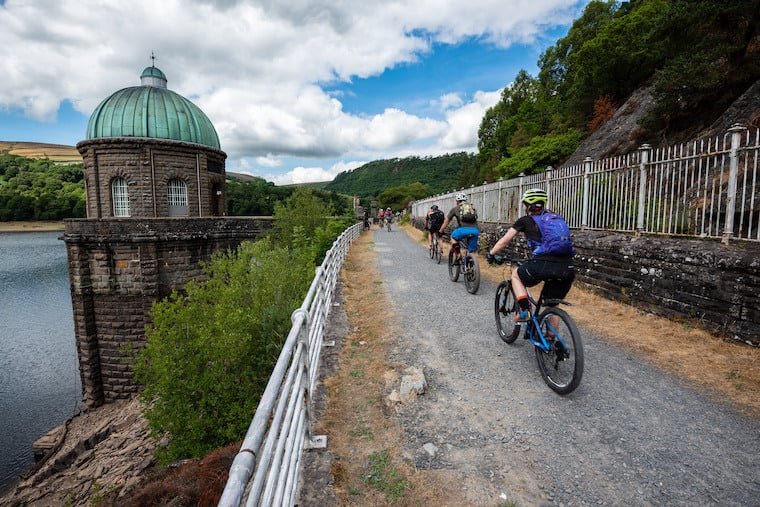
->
xmin=0 ymin=231 xmax=81 ymax=493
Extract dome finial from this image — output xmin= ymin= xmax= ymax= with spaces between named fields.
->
xmin=141 ymin=55 xmax=167 ymax=89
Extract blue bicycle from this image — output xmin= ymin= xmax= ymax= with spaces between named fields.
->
xmin=492 ymin=256 xmax=583 ymax=394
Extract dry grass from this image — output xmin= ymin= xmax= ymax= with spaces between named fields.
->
xmin=0 ymin=220 xmax=65 ymax=232
xmin=406 ymin=225 xmax=760 ymax=419
xmin=0 ymin=141 xmax=81 ymax=163
xmin=318 ymin=230 xmax=468 ymax=506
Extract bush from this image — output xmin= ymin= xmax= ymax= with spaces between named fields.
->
xmin=134 ymin=238 xmax=315 ymax=464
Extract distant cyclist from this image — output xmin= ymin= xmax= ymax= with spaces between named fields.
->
xmin=438 ymin=193 xmax=479 ymax=253
xmin=487 ymin=188 xmax=575 ymax=322
xmin=384 ymin=207 xmax=393 ymax=229
xmin=425 ymin=205 xmax=445 ymax=251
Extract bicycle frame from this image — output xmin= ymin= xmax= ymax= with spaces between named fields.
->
xmin=522 ymin=290 xmax=571 ymax=353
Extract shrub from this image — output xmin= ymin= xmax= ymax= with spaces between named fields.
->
xmin=134 ymin=238 xmax=315 ymax=464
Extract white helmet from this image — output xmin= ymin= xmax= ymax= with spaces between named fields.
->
xmin=455 ymin=192 xmax=467 ymax=202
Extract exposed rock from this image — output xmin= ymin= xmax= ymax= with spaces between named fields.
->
xmin=399 ymin=366 xmax=427 ymax=401
xmin=563 ymin=82 xmax=656 ymax=166
xmin=0 ymin=397 xmax=158 ymax=506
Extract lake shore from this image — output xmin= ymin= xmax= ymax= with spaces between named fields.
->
xmin=0 ymin=221 xmax=66 ymax=233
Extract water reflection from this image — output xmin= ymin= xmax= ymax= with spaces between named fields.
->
xmin=0 ymin=232 xmax=81 ymax=492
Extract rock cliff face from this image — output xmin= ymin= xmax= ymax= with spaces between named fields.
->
xmin=0 ymin=398 xmax=157 ymax=506
xmin=563 ymin=78 xmax=760 ymax=167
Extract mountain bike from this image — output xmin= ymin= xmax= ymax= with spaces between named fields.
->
xmin=446 ymin=235 xmax=480 ymax=294
xmin=429 ymin=232 xmax=442 ymax=263
xmin=386 ymin=217 xmax=392 ymax=232
xmin=492 ymin=256 xmax=583 ymax=394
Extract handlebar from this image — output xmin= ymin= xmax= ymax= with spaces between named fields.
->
xmin=489 ymin=255 xmax=522 ymax=266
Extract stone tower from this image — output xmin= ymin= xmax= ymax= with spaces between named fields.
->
xmin=64 ymin=66 xmax=270 ymax=408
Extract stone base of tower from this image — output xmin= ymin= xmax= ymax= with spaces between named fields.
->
xmin=63 ymin=217 xmax=273 ymax=408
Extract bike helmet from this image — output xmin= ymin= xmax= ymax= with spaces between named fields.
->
xmin=431 ymin=205 xmax=439 ymax=211
xmin=455 ymin=192 xmax=467 ymax=202
xmin=521 ymin=188 xmax=548 ymax=205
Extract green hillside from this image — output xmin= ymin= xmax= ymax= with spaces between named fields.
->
xmin=324 ymin=153 xmax=473 ymax=197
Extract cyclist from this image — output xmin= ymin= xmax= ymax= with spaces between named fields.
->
xmin=384 ymin=207 xmax=393 ymax=228
xmin=424 ymin=205 xmax=445 ymax=251
xmin=486 ymin=188 xmax=575 ymax=322
xmin=438 ymin=192 xmax=479 ymax=254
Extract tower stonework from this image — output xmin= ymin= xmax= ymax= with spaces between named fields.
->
xmin=77 ymin=138 xmax=228 ymax=219
xmin=64 ymin=66 xmax=266 ymax=408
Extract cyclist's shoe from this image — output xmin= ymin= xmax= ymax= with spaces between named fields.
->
xmin=514 ymin=309 xmax=531 ymax=322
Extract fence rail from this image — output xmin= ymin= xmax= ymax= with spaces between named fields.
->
xmin=412 ymin=124 xmax=760 ymax=244
xmin=219 ymin=222 xmax=363 ymax=507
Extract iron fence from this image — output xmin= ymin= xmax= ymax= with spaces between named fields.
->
xmin=219 ymin=222 xmax=363 ymax=507
xmin=412 ymin=124 xmax=760 ymax=244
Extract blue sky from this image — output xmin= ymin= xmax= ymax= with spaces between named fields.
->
xmin=0 ymin=1 xmax=590 ymax=184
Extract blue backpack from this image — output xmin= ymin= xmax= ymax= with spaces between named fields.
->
xmin=529 ymin=210 xmax=575 ymax=257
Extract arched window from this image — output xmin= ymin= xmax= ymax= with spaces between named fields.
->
xmin=167 ymin=178 xmax=188 ymax=216
xmin=111 ymin=177 xmax=130 ymax=217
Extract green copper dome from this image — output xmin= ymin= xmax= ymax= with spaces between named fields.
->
xmin=86 ymin=66 xmax=221 ymax=149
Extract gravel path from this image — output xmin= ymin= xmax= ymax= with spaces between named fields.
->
xmin=371 ymin=226 xmax=760 ymax=506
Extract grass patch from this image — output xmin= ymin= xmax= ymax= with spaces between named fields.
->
xmin=362 ymin=449 xmax=412 ymax=502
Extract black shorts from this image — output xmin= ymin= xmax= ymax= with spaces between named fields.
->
xmin=516 ymin=258 xmax=575 ymax=301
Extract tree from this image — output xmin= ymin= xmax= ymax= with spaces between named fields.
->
xmin=272 ymin=187 xmax=333 ymax=248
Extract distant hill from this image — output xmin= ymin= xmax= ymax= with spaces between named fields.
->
xmin=323 ymin=153 xmax=472 ymax=197
xmin=0 ymin=141 xmax=82 ymax=163
xmin=281 ymin=181 xmax=331 ymax=190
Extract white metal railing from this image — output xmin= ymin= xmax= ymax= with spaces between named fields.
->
xmin=412 ymin=124 xmax=760 ymax=244
xmin=219 ymin=222 xmax=363 ymax=507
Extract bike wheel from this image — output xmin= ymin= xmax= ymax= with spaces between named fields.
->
xmin=463 ymin=253 xmax=480 ymax=294
xmin=434 ymin=242 xmax=442 ymax=264
xmin=534 ymin=307 xmax=584 ymax=395
xmin=494 ymin=281 xmax=520 ymax=343
xmin=448 ymin=249 xmax=460 ymax=281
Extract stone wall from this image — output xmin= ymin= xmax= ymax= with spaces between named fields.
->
xmin=413 ymin=219 xmax=760 ymax=346
xmin=63 ymin=217 xmax=274 ymax=407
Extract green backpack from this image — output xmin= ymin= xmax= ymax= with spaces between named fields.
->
xmin=460 ymin=202 xmax=477 ymax=223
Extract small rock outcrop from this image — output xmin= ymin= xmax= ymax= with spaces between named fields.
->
xmin=0 ymin=397 xmax=157 ymax=506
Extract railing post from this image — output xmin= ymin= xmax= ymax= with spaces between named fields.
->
xmin=723 ymin=124 xmax=745 ymax=244
xmin=518 ymin=173 xmax=525 ymax=219
xmin=636 ymin=144 xmax=651 ymax=236
xmin=497 ymin=177 xmax=503 ymax=223
xmin=581 ymin=157 xmax=592 ymax=229
xmin=545 ymin=166 xmax=553 ymax=203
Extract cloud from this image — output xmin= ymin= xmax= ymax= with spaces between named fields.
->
xmin=267 ymin=159 xmax=366 ymax=186
xmin=0 ymin=0 xmax=588 ymax=181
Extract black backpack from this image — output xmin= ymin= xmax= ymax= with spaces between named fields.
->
xmin=429 ymin=210 xmax=444 ymax=229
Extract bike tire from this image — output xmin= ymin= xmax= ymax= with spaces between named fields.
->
xmin=534 ymin=307 xmax=584 ymax=395
xmin=463 ymin=253 xmax=480 ymax=294
xmin=494 ymin=281 xmax=520 ymax=343
xmin=434 ymin=243 xmax=442 ymax=264
xmin=448 ymin=249 xmax=460 ymax=282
